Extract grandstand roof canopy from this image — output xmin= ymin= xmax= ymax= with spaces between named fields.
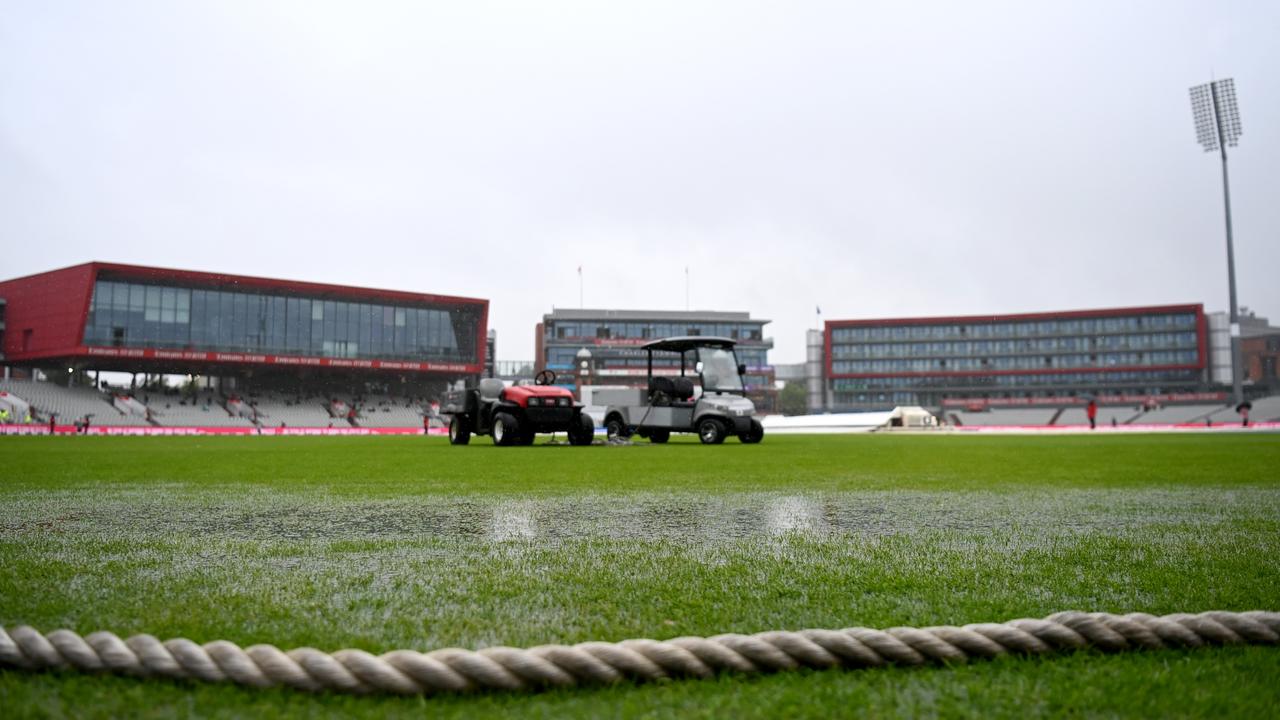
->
xmin=0 ymin=262 xmax=489 ymax=377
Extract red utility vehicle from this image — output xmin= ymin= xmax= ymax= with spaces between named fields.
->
xmin=441 ymin=370 xmax=595 ymax=446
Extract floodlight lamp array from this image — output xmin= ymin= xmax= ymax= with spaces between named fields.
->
xmin=1213 ymin=79 xmax=1242 ymax=147
xmin=1189 ymin=79 xmax=1242 ymax=152
xmin=1189 ymin=84 xmax=1218 ymax=151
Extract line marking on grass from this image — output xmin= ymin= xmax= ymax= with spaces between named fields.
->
xmin=2 ymin=610 xmax=1276 ymax=696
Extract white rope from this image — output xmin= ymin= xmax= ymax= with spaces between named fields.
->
xmin=1 ymin=611 xmax=1276 ymax=696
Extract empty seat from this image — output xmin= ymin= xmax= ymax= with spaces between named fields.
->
xmin=478 ymin=378 xmax=505 ymax=400
xmin=648 ymin=377 xmax=675 ymax=398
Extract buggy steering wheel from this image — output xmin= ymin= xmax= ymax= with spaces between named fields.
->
xmin=534 ymin=370 xmax=556 ymax=386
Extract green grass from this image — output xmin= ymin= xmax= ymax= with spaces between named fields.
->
xmin=2 ymin=434 xmax=1279 ymax=718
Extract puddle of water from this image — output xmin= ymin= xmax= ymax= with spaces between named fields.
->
xmin=490 ymin=500 xmax=536 ymax=540
xmin=3 ymin=487 xmax=1277 ymax=543
xmin=765 ymin=495 xmax=826 ymax=535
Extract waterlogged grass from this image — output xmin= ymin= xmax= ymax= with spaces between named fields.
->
xmin=1 ymin=434 xmax=1279 ymax=718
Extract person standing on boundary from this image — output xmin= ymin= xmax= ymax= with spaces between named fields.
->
xmin=1086 ymin=399 xmax=1098 ymax=430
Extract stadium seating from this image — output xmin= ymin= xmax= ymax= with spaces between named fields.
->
xmin=1200 ymin=395 xmax=1280 ymax=424
xmin=240 ymin=394 xmax=335 ymax=428
xmin=356 ymin=397 xmax=429 ymax=428
xmin=9 ymin=376 xmax=1272 ymax=430
xmin=0 ymin=379 xmax=149 ymax=426
xmin=1252 ymin=395 xmax=1280 ymax=421
xmin=1054 ymin=408 xmax=1089 ymax=426
xmin=231 ymin=391 xmax=434 ymax=428
xmin=950 ymin=398 xmax=1280 ymax=427
xmin=148 ymin=399 xmax=254 ymax=427
xmin=1126 ymin=404 xmax=1225 ymax=425
xmin=948 ymin=409 xmax=1057 ymax=426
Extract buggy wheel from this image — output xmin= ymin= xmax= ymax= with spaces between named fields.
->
xmin=492 ymin=413 xmax=519 ymax=446
xmin=739 ymin=418 xmax=764 ymax=444
xmin=448 ymin=415 xmax=471 ymax=445
xmin=518 ymin=429 xmax=536 ymax=445
xmin=648 ymin=429 xmax=670 ymax=444
xmin=605 ymin=416 xmax=630 ymax=441
xmin=568 ymin=413 xmax=595 ymax=446
xmin=697 ymin=417 xmax=727 ymax=445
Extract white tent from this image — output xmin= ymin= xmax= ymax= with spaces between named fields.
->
xmin=0 ymin=390 xmax=33 ymax=421
xmin=761 ymin=407 xmax=938 ymax=434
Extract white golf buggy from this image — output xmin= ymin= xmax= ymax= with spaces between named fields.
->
xmin=596 ymin=336 xmax=764 ymax=445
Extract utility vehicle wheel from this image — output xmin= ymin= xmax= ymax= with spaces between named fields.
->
xmin=739 ymin=418 xmax=764 ymax=444
xmin=568 ymin=413 xmax=595 ymax=446
xmin=697 ymin=417 xmax=727 ymax=445
xmin=492 ymin=413 xmax=520 ymax=446
xmin=649 ymin=429 xmax=670 ymax=444
xmin=448 ymin=415 xmax=471 ymax=445
xmin=605 ymin=416 xmax=630 ymax=441
xmin=518 ymin=429 xmax=536 ymax=445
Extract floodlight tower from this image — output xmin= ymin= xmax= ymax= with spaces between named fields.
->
xmin=1189 ymin=78 xmax=1244 ymax=404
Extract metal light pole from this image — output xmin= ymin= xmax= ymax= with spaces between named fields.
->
xmin=1189 ymin=78 xmax=1244 ymax=404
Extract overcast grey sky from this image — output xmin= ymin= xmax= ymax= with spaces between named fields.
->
xmin=2 ymin=1 xmax=1276 ymax=364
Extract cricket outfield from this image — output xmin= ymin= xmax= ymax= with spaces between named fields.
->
xmin=1 ymin=434 xmax=1278 ymax=718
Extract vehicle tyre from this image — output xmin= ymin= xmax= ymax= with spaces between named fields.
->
xmin=605 ymin=415 xmax=630 ymax=441
xmin=492 ymin=413 xmax=519 ymax=446
xmin=568 ymin=413 xmax=595 ymax=446
xmin=739 ymin=418 xmax=764 ymax=444
xmin=697 ymin=417 xmax=727 ymax=445
xmin=518 ymin=428 xmax=536 ymax=445
xmin=448 ymin=415 xmax=471 ymax=445
xmin=649 ymin=429 xmax=670 ymax=444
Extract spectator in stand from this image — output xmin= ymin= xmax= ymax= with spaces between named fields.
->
xmin=1086 ymin=399 xmax=1098 ymax=430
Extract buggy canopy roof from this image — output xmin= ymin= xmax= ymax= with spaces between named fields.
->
xmin=642 ymin=336 xmax=737 ymax=353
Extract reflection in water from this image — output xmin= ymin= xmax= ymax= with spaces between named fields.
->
xmin=490 ymin=501 xmax=536 ymax=540
xmin=764 ymin=495 xmax=825 ymax=535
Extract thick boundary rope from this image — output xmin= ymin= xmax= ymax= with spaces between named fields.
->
xmin=2 ymin=611 xmax=1277 ymax=696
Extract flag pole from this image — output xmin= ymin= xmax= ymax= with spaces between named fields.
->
xmin=578 ymin=265 xmax=583 ymax=308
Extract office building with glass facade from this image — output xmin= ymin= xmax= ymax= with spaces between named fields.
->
xmin=824 ymin=304 xmax=1210 ymax=411
xmin=0 ymin=262 xmax=488 ymax=378
xmin=537 ymin=308 xmax=776 ymax=411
